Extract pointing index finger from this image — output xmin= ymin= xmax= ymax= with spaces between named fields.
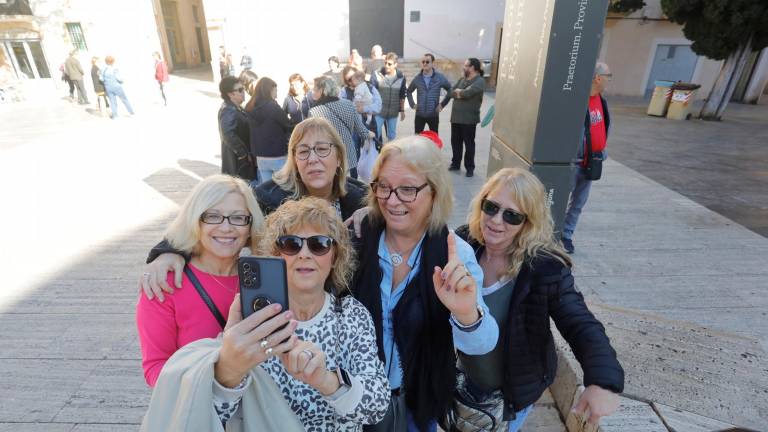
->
xmin=447 ymin=231 xmax=458 ymax=260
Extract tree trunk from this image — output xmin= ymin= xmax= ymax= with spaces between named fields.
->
xmin=699 ymin=35 xmax=754 ymax=120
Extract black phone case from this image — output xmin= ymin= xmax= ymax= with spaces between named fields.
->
xmin=238 ymin=256 xmax=289 ymax=319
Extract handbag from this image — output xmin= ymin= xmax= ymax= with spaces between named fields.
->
xmin=356 ymin=136 xmax=379 ymax=183
xmin=450 ymin=370 xmax=506 ymax=432
xmin=583 ymin=132 xmax=603 ymax=181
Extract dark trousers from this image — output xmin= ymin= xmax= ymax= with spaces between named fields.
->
xmin=450 ymin=122 xmax=477 ymax=170
xmin=72 ymin=79 xmax=89 ymax=103
xmin=414 ymin=115 xmax=439 ymax=134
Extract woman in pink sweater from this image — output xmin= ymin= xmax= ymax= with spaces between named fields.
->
xmin=135 ymin=175 xmax=265 ymax=386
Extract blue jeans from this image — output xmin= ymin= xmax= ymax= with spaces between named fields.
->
xmin=376 ymin=115 xmax=399 ymax=142
xmin=563 ymin=165 xmax=592 ymax=240
xmin=255 ymin=157 xmax=286 ymax=185
xmin=506 ymin=404 xmax=534 ymax=431
xmin=105 ymin=85 xmax=134 ymax=119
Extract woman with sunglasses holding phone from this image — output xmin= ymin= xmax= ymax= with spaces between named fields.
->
xmin=210 ymin=197 xmax=389 ymax=430
xmin=453 ymin=168 xmax=624 ymax=431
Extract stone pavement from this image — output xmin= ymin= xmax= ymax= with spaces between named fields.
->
xmin=1 ymin=69 xmax=766 ymax=430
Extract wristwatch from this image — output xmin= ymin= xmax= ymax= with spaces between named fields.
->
xmin=326 ymin=367 xmax=352 ymax=401
xmin=450 ymin=305 xmax=484 ymax=332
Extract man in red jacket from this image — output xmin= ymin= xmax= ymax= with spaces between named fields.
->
xmin=153 ymin=52 xmax=169 ymax=106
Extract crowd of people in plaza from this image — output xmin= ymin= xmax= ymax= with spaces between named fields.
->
xmin=133 ymin=45 xmax=624 ymax=431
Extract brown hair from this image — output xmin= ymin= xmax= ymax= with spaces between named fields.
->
xmin=288 ymin=73 xmax=309 ymax=97
xmin=246 ymin=76 xmax=277 ymax=111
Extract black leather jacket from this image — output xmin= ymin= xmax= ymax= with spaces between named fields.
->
xmin=218 ymin=100 xmax=255 ymax=180
xmin=455 ymin=225 xmax=624 ymax=413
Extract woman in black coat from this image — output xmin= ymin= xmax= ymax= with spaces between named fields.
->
xmin=218 ymin=76 xmax=256 ymax=181
xmin=245 ymin=77 xmax=291 ymax=185
xmin=454 ymin=167 xmax=623 ymax=431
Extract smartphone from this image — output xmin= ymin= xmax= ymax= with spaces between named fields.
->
xmin=238 ymin=256 xmax=289 ymax=320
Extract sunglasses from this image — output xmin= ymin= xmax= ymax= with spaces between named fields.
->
xmin=231 ymin=87 xmax=245 ymax=93
xmin=421 ymin=60 xmax=431 ymax=64
xmin=481 ymin=199 xmax=526 ymax=226
xmin=276 ymin=235 xmax=335 ymax=256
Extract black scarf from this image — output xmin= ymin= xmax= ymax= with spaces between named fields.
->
xmin=315 ymin=95 xmax=339 ymax=106
xmin=352 ymin=218 xmax=455 ymax=430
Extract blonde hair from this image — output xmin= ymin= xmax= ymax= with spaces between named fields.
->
xmin=467 ymin=168 xmax=571 ymax=277
xmin=258 ymin=197 xmax=355 ymax=295
xmin=273 ymin=117 xmax=348 ymax=200
xmin=165 ymin=175 xmax=264 ymax=256
xmin=367 ymin=135 xmax=452 ymax=234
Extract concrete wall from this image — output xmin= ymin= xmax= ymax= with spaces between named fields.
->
xmin=599 ymin=0 xmax=723 ymax=100
xmin=202 ymin=0 xmax=350 ymax=90
xmin=403 ymin=0 xmax=504 ymax=61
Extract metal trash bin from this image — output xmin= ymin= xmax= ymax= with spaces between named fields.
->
xmin=666 ymin=82 xmax=701 ymax=120
xmin=647 ymin=80 xmax=674 ymax=117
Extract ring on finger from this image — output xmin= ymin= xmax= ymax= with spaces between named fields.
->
xmin=265 ymin=347 xmax=274 ymax=357
xmin=301 ymin=349 xmax=314 ymax=360
xmin=260 ymin=339 xmax=269 ymax=350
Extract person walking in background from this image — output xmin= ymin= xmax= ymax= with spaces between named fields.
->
xmin=370 ymin=52 xmax=406 ymax=143
xmin=448 ymin=58 xmax=485 ymax=177
xmin=245 ymin=77 xmax=292 ymax=185
xmin=60 ymin=63 xmax=75 ymax=100
xmin=364 ymin=44 xmax=384 ymax=80
xmin=240 ymin=46 xmax=253 ymax=73
xmin=101 ymin=55 xmax=134 ymax=119
xmin=282 ymin=73 xmax=311 ymax=131
xmin=561 ymin=62 xmax=612 ymax=254
xmin=324 ymin=55 xmax=343 ymax=87
xmin=348 ymin=49 xmax=363 ymax=70
xmin=64 ymin=50 xmax=89 ymax=105
xmin=217 ymin=76 xmax=255 ymax=181
xmin=153 ymin=52 xmax=169 ymax=106
xmin=218 ymin=46 xmax=228 ymax=80
xmin=90 ymin=56 xmax=109 ymax=112
xmin=224 ymin=54 xmax=236 ymax=78
xmin=407 ymin=53 xmax=452 ymax=134
xmin=239 ymin=69 xmax=259 ymax=98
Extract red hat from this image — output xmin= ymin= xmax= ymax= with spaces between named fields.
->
xmin=419 ymin=131 xmax=443 ymax=149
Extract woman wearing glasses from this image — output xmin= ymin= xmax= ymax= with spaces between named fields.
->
xmin=139 ymin=118 xmax=369 ymax=301
xmin=352 ymin=136 xmax=498 ymax=431
xmin=208 ymin=197 xmax=389 ymax=431
xmin=454 ymin=168 xmax=623 ymax=431
xmin=136 ymin=175 xmax=264 ymax=386
xmin=218 ymin=76 xmax=257 ymax=182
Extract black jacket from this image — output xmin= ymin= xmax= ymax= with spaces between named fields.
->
xmin=246 ymin=99 xmax=291 ymax=158
xmin=455 ymin=225 xmax=624 ymax=413
xmin=253 ymin=177 xmax=368 ymax=221
xmin=218 ymin=101 xmax=256 ymax=180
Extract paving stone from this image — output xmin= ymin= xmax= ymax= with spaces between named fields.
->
xmin=0 ymin=424 xmax=73 ymax=432
xmin=653 ymin=402 xmax=736 ymax=431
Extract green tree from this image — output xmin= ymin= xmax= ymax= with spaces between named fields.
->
xmin=662 ymin=0 xmax=768 ymax=120
xmin=609 ymin=0 xmax=645 ymax=14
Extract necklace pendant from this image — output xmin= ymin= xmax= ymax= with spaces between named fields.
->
xmin=390 ymin=253 xmax=404 ymax=267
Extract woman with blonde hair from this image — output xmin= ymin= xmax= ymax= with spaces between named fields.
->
xmin=352 ymin=135 xmax=498 ymax=431
xmin=211 ymin=197 xmax=389 ymax=430
xmin=454 ymin=167 xmax=623 ymax=431
xmin=139 ymin=118 xmax=370 ymax=300
xmin=136 ymin=174 xmax=264 ymax=386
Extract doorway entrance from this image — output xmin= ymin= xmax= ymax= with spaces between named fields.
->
xmin=2 ymin=39 xmax=51 ymax=79
xmin=645 ymin=44 xmax=698 ymax=97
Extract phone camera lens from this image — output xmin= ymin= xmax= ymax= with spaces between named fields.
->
xmin=243 ymin=263 xmax=251 ymax=272
xmin=244 ymin=277 xmax=253 ymax=286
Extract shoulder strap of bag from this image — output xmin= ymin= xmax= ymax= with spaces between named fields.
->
xmin=183 ymin=266 xmax=227 ymax=329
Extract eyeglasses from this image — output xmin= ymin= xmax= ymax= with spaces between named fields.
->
xmin=481 ymin=199 xmax=526 ymax=226
xmin=421 ymin=60 xmax=431 ymax=64
xmin=200 ymin=212 xmax=252 ymax=226
xmin=295 ymin=142 xmax=333 ymax=160
xmin=231 ymin=87 xmax=245 ymax=93
xmin=371 ymin=182 xmax=430 ymax=203
xmin=276 ymin=235 xmax=335 ymax=256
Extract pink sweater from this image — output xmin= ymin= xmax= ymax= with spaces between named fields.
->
xmin=136 ymin=264 xmax=238 ymax=386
